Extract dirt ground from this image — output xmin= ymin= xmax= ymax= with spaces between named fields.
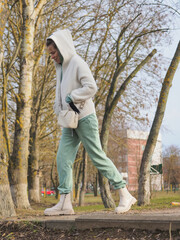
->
xmin=0 ymin=221 xmax=180 ymax=240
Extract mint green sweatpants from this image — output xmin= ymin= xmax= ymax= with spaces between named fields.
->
xmin=57 ymin=113 xmax=126 ymax=194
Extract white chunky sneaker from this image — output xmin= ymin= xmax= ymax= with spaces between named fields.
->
xmin=44 ymin=193 xmax=75 ymax=216
xmin=115 ymin=187 xmax=137 ymax=214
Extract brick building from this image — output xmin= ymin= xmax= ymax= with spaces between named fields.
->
xmin=117 ymin=129 xmax=162 ymax=191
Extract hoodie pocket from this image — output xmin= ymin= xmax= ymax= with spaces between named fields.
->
xmin=73 ymin=101 xmax=85 ymax=111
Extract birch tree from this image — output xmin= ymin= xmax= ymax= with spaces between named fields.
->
xmin=9 ymin=0 xmax=47 ymax=209
xmin=138 ymin=41 xmax=180 ymax=205
xmin=0 ymin=0 xmax=16 ymax=218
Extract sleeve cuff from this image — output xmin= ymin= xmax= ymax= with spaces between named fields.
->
xmin=65 ymin=94 xmax=73 ymax=103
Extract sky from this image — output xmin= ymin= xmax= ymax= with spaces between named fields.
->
xmin=160 ymin=29 xmax=180 ymax=149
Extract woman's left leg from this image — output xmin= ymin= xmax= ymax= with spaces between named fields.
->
xmin=75 ymin=114 xmax=126 ymax=189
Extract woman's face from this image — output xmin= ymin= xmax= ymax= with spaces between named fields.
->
xmin=47 ymin=44 xmax=61 ymax=64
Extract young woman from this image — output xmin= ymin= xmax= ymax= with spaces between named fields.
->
xmin=44 ymin=29 xmax=136 ymax=215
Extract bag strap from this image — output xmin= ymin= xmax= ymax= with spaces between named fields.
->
xmin=69 ymin=102 xmax=80 ymax=114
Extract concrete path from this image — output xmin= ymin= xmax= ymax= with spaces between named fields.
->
xmin=40 ymin=210 xmax=180 ymax=231
xmin=2 ymin=209 xmax=179 ymax=231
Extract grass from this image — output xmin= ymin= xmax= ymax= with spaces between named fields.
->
xmin=43 ymin=190 xmax=180 ymax=211
xmin=146 ymin=190 xmax=180 ymax=209
xmin=82 ymin=191 xmax=180 ymax=211
xmin=14 ymin=190 xmax=180 ymax=218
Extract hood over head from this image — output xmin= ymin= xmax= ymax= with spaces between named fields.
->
xmin=47 ymin=29 xmax=76 ymax=66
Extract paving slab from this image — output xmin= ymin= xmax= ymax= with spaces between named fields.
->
xmin=74 ymin=212 xmax=180 ymax=231
xmin=1 ymin=209 xmax=180 ymax=231
xmin=39 ymin=209 xmax=180 ymax=231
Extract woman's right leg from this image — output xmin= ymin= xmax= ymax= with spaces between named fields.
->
xmin=57 ymin=128 xmax=81 ymax=194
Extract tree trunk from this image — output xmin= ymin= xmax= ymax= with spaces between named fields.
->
xmin=9 ymin=0 xmax=35 ymax=209
xmin=138 ymin=41 xmax=180 ymax=205
xmin=0 ymin=0 xmax=16 ymax=218
xmin=0 ymin=113 xmax=16 ymax=218
xmin=79 ymin=149 xmax=87 ymax=206
xmin=93 ymin=173 xmax=98 ymax=196
xmin=28 ymin=118 xmax=40 ymax=202
xmin=2 ymin=70 xmax=12 ymax=161
xmin=50 ymin=157 xmax=59 ymax=200
xmin=74 ymin=160 xmax=82 ymax=202
xmin=99 ymin=112 xmax=115 ymax=208
xmin=74 ymin=147 xmax=83 ymax=202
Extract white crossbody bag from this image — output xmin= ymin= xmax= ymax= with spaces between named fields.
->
xmin=58 ymin=108 xmax=79 ymax=129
